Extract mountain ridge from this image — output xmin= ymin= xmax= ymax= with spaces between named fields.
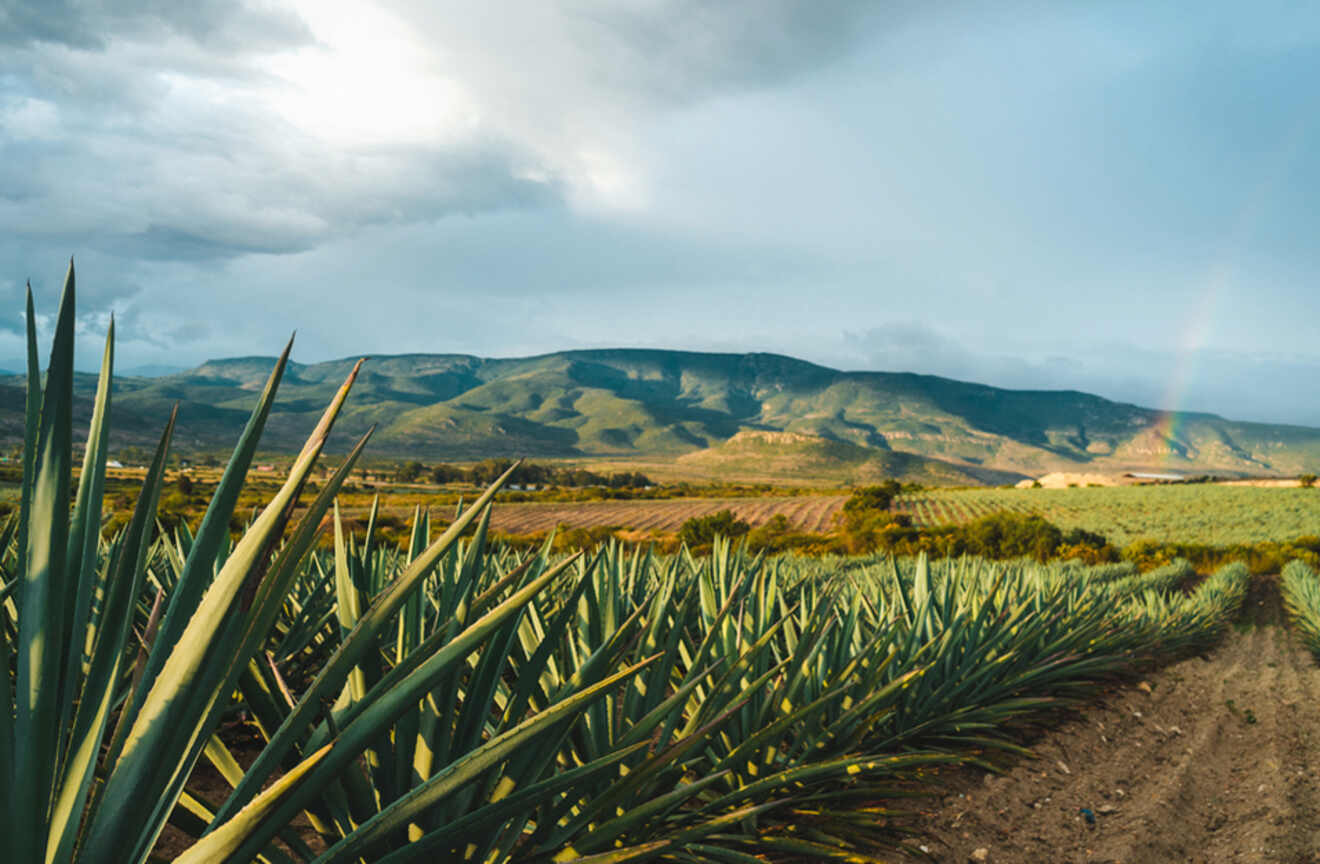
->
xmin=2 ymin=347 xmax=1317 ymax=483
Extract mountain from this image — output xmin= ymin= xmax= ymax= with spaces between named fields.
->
xmin=3 ymin=348 xmax=1319 ymax=483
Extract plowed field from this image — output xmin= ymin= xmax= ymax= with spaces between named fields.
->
xmin=488 ymin=495 xmax=848 ymax=534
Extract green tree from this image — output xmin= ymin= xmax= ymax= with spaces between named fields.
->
xmin=841 ymin=481 xmax=902 ymax=517
xmin=395 ymin=460 xmax=426 ymax=483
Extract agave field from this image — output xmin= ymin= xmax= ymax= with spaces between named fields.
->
xmin=894 ymin=485 xmax=1320 ymax=545
xmin=3 ymin=265 xmax=1309 ymax=863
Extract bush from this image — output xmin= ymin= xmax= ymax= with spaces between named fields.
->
xmin=957 ymin=512 xmax=1063 ymax=560
xmin=1063 ymin=526 xmax=1108 ymax=548
xmin=841 ymin=481 xmax=902 ymax=517
xmin=744 ymin=514 xmax=832 ymax=554
xmin=678 ymin=509 xmax=750 ymax=547
xmin=1301 ymin=474 xmax=1317 ymax=488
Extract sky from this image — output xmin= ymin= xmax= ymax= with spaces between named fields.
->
xmin=3 ymin=1 xmax=1320 ymax=424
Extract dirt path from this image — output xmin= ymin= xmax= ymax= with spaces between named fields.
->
xmin=917 ymin=578 xmax=1320 ymax=863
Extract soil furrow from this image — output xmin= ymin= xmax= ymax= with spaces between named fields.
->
xmin=919 ymin=577 xmax=1320 ymax=863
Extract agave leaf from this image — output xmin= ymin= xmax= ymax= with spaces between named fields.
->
xmin=13 ymin=262 xmax=77 ymax=864
xmin=172 ymin=745 xmax=331 ymax=864
xmin=58 ymin=318 xmax=114 ymax=751
xmin=49 ymin=411 xmax=176 ymax=863
xmin=570 ymin=770 xmax=730 ymax=854
xmin=140 ymin=339 xmax=294 ymax=698
xmin=82 ymin=363 xmax=363 ymax=863
xmin=0 ymin=285 xmax=37 ymax=842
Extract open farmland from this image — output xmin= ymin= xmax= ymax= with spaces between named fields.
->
xmin=895 ymin=484 xmax=1320 ymax=546
xmin=487 ymin=494 xmax=848 ymax=534
xmin=478 ymin=484 xmax=1320 ymax=546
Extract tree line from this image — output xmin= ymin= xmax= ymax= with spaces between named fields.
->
xmin=394 ymin=458 xmax=653 ymax=489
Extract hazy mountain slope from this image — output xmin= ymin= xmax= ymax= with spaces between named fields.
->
xmin=2 ymin=348 xmax=1317 ymax=482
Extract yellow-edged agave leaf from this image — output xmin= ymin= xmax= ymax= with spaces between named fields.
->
xmin=133 ymin=426 xmax=375 ymax=863
xmin=568 ymin=771 xmax=730 ymax=855
xmin=80 ymin=362 xmax=363 ymax=863
xmin=172 ymin=744 xmax=330 ymax=864
xmin=225 ymin=551 xmax=592 ymax=859
xmin=136 ymin=338 xmax=294 ymax=698
xmin=48 ymin=412 xmax=176 ymax=864
xmin=13 ymin=263 xmax=77 ymax=864
xmin=59 ymin=319 xmax=113 ymax=729
xmin=0 ymin=286 xmax=39 ymax=837
xmin=332 ymin=501 xmax=366 ymax=702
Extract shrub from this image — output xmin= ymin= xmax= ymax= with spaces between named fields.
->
xmin=841 ymin=481 xmax=902 ymax=517
xmin=678 ymin=509 xmax=750 ymax=546
xmin=957 ymin=512 xmax=1063 ymax=560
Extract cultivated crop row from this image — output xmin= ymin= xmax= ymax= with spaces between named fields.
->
xmin=896 ymin=486 xmax=1320 ymax=545
xmin=1282 ymin=560 xmax=1320 ymax=658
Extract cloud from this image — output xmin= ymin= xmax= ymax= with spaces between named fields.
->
xmin=0 ymin=0 xmax=311 ymax=51
xmin=1 ymin=1 xmax=883 ymax=269
xmin=0 ymin=248 xmax=142 ymax=338
xmin=532 ymin=0 xmax=885 ymax=103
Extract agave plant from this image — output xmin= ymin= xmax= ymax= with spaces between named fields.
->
xmin=1282 ymin=559 xmax=1320 ymax=658
xmin=0 ymin=265 xmax=566 ymax=862
xmin=0 ymin=261 xmax=386 ymax=862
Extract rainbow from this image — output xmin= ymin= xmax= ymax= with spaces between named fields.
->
xmin=1145 ymin=109 xmax=1305 ymax=467
xmin=1152 ymin=274 xmax=1226 ymax=466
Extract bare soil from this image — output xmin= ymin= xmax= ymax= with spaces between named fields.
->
xmin=488 ymin=495 xmax=848 ymax=534
xmin=913 ymin=577 xmax=1320 ymax=863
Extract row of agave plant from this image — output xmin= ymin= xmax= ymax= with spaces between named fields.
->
xmin=0 ymin=264 xmax=1251 ymax=863
xmin=1281 ymin=560 xmax=1320 ymax=658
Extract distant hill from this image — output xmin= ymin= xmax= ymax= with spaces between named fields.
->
xmin=3 ymin=348 xmax=1319 ymax=484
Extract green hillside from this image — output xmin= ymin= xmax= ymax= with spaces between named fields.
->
xmin=3 ymin=348 xmax=1319 ymax=483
